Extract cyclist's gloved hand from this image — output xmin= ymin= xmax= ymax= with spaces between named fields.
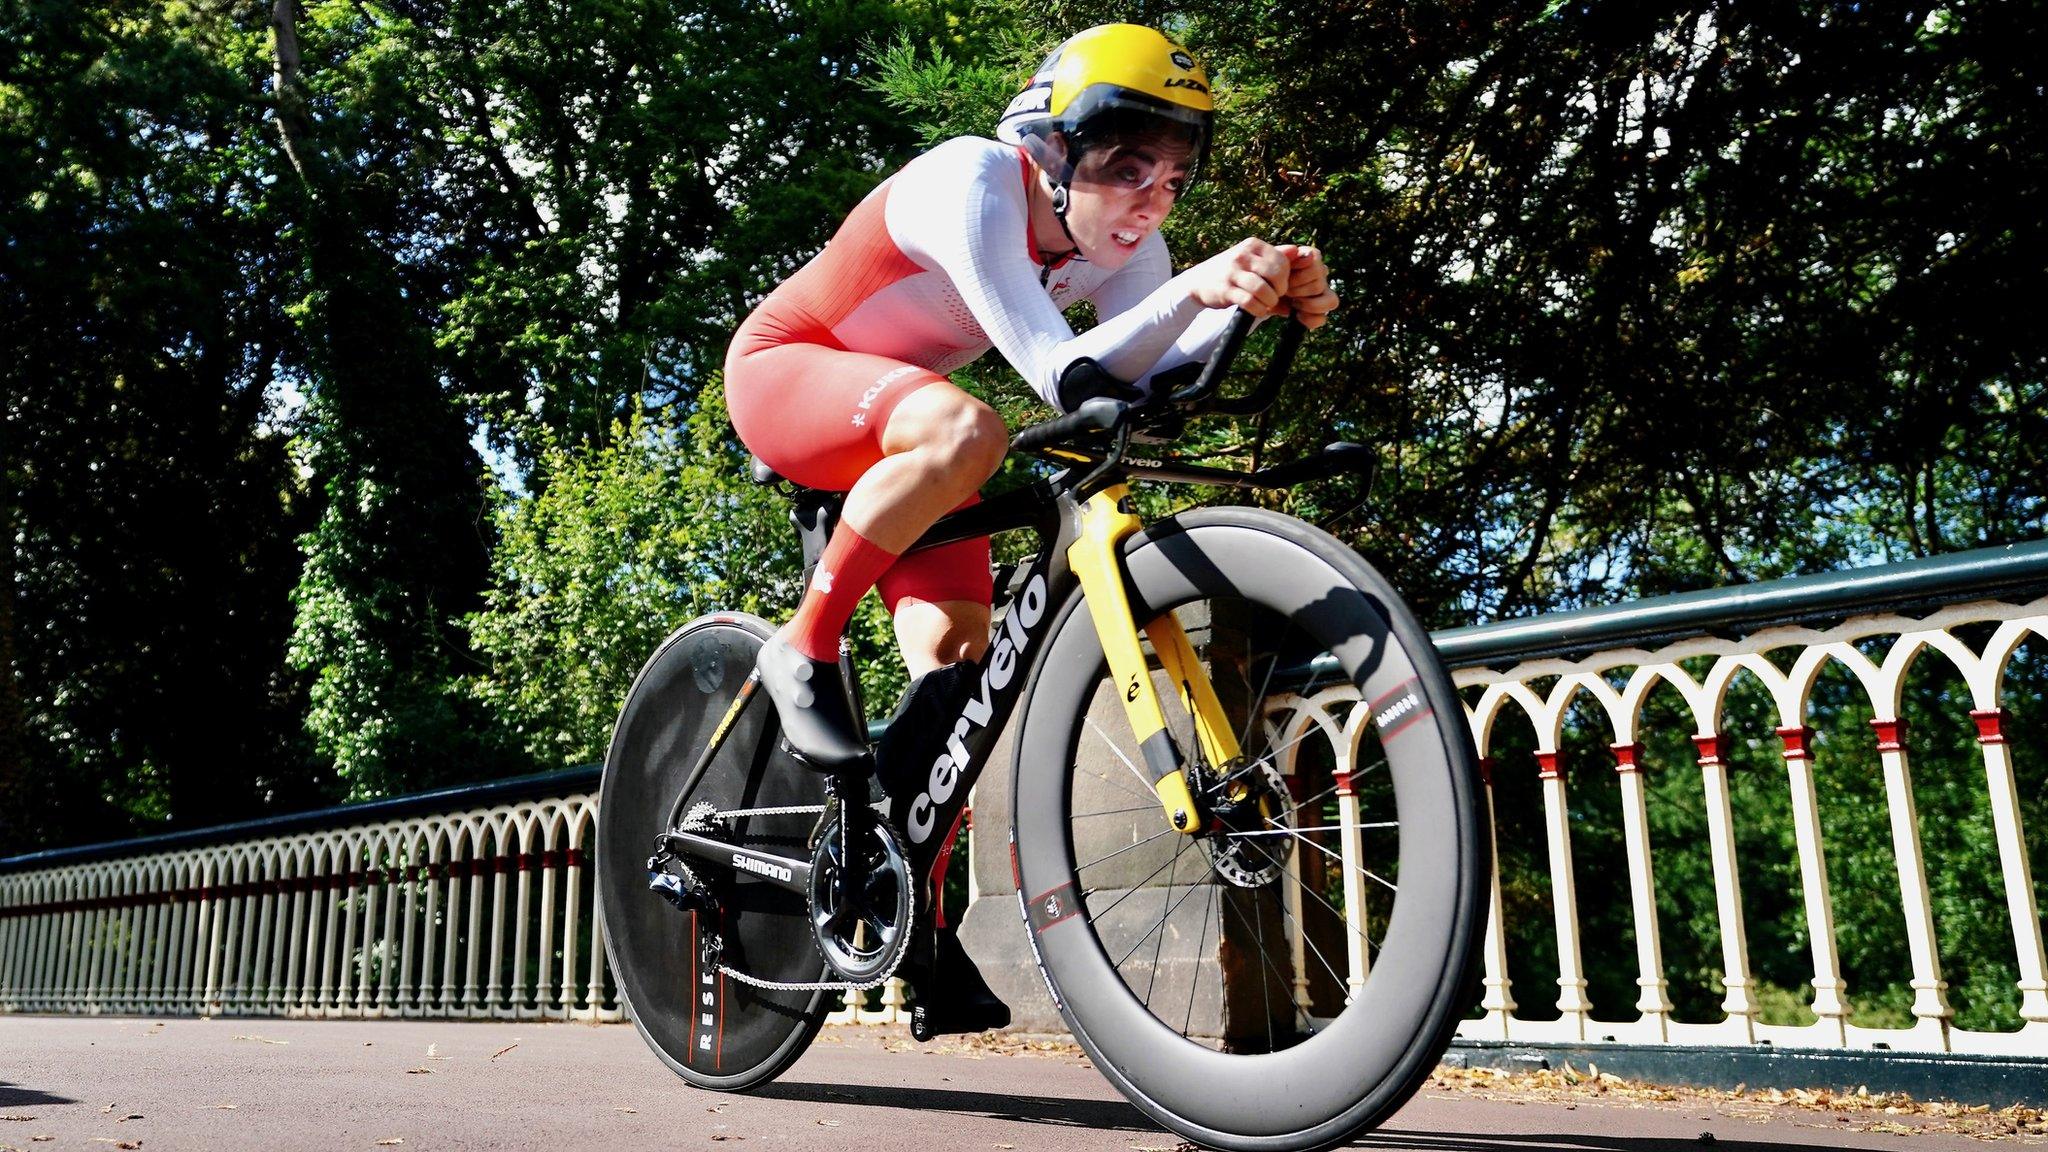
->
xmin=1055 ymin=357 xmax=1146 ymax=414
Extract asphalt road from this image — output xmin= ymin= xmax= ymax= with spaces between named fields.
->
xmin=0 ymin=1017 xmax=2007 ymax=1151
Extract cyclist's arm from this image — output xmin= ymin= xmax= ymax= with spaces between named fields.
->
xmin=888 ymin=140 xmax=1211 ymax=411
xmin=1088 ymin=246 xmax=1249 ymax=392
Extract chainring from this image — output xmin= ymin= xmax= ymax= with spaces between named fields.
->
xmin=807 ymin=810 xmax=915 ymax=985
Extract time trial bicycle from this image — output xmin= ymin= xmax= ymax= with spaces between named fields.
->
xmin=597 ymin=312 xmax=1489 ymax=1152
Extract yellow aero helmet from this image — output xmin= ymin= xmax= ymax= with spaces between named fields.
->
xmin=996 ymin=23 xmax=1214 ymax=160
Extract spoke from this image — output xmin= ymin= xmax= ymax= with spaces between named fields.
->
xmin=1269 ymin=755 xmax=1390 ymax=827
xmin=1274 ymin=891 xmax=1353 ymax=1002
xmin=1087 ymin=715 xmax=1162 ymax=801
xmin=1222 ymin=891 xmax=1305 ymax=1035
xmin=1261 ymin=818 xmax=1398 ymax=894
xmin=1083 ymin=764 xmax=1157 ymax=807
xmin=1273 ymin=856 xmax=1386 ymax=955
xmin=1134 ymin=838 xmax=1197 ymax=1002
xmin=1222 ymin=823 xmax=1399 ymax=838
xmin=1256 ymin=887 xmax=1274 ymax=1049
xmin=1184 ymin=879 xmax=1215 ymax=1037
xmin=1088 ymin=839 xmax=1199 ymax=923
xmin=1119 ymin=855 xmax=1207 ymax=972
xmin=1238 ymin=642 xmax=1280 ymax=756
xmin=1214 ymin=727 xmax=1320 ymax=792
xmin=1075 ymin=803 xmax=1172 ymax=819
xmin=1074 ymin=825 xmax=1179 ymax=873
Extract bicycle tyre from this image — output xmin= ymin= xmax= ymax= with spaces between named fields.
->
xmin=1009 ymin=507 xmax=1488 ymax=1151
xmin=598 ymin=612 xmax=834 ymax=1092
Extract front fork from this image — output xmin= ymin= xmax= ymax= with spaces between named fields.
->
xmin=1068 ymin=486 xmax=1242 ymax=836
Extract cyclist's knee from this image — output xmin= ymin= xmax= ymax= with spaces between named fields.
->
xmin=946 ymin=401 xmax=1008 ymax=479
xmin=899 ymin=391 xmax=1005 ymax=482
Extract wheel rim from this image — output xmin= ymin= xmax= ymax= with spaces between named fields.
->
xmin=1012 ymin=516 xmax=1485 ymax=1145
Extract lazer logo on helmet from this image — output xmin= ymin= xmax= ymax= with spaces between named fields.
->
xmin=1005 ymin=88 xmax=1052 ymax=117
xmin=907 ymin=574 xmax=1050 ymax=843
xmin=1163 ymin=77 xmax=1209 ymax=94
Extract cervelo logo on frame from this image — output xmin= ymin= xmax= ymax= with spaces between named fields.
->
xmin=907 ymin=573 xmax=1050 ymax=843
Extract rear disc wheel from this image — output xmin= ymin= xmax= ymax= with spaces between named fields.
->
xmin=598 ymin=613 xmax=834 ymax=1092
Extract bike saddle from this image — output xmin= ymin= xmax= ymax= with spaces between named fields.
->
xmin=749 ymin=455 xmax=843 ymax=505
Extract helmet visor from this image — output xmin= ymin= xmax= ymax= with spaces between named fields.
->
xmin=1067 ymin=139 xmax=1197 ymax=199
xmin=1022 ymin=95 xmax=1212 ymax=194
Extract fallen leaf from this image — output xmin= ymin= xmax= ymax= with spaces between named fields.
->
xmin=615 ymin=1108 xmax=637 ymax=1114
xmin=215 ymin=1105 xmax=238 ymax=1111
xmin=816 ymin=1119 xmax=841 ymax=1127
xmin=232 ymin=1035 xmax=288 ymax=1045
xmin=375 ymin=1141 xmax=404 ymax=1147
xmin=117 ymin=1114 xmax=144 ymax=1122
xmin=405 ymin=1067 xmax=433 ymax=1075
xmin=1 ymin=1115 xmax=35 ymax=1121
xmin=490 ymin=1043 xmax=519 ymax=1060
xmin=101 ymin=1105 xmax=115 ymax=1114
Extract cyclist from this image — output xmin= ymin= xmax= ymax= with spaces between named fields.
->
xmin=722 ymin=23 xmax=1337 ymax=1030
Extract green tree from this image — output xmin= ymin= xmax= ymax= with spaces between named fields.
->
xmin=2 ymin=0 xmax=324 ymax=848
xmin=464 ymin=382 xmax=910 ymax=765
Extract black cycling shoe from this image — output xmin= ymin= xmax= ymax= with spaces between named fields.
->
xmin=905 ymin=923 xmax=1012 ymax=1041
xmin=876 ymin=661 xmax=976 ymax=806
xmin=756 ymin=633 xmax=871 ymax=771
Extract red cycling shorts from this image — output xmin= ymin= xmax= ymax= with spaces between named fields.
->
xmin=726 ymin=284 xmax=993 ymax=612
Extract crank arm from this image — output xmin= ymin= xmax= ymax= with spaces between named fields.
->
xmin=659 ymin=830 xmax=812 ymax=896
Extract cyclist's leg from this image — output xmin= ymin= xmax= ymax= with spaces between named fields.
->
xmin=726 ymin=332 xmax=1004 ymax=766
xmin=880 ymin=504 xmax=995 ymax=676
xmin=874 ymin=547 xmax=1010 ymax=1039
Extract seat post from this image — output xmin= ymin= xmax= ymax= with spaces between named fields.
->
xmin=750 ymin=453 xmax=846 ymax=588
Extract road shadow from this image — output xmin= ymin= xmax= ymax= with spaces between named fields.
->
xmin=1362 ymin=1129 xmax=1886 ymax=1151
xmin=759 ymin=1080 xmax=1157 ymax=1133
xmin=0 ymin=1082 xmax=78 ymax=1107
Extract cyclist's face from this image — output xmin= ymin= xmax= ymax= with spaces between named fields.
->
xmin=1062 ymin=137 xmax=1193 ymax=269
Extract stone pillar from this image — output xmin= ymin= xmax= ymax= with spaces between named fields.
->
xmin=958 ymin=603 xmax=1274 ymax=1041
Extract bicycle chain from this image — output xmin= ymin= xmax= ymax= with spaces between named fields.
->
xmin=713 ymin=803 xmax=829 ymax=820
xmin=691 ymin=803 xmax=916 ymax=994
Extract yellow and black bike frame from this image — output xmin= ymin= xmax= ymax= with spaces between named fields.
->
xmin=1068 ymin=484 xmax=1240 ymax=836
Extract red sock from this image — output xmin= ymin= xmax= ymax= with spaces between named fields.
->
xmin=784 ymin=524 xmax=899 ymax=661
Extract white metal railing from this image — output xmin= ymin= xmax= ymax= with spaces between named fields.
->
xmin=1 ymin=793 xmax=619 ymax=1020
xmin=1255 ymin=590 xmax=2047 ymax=1057
xmin=6 ymin=551 xmax=2044 ymax=1058
xmin=0 ymin=783 xmax=930 ymax=1025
